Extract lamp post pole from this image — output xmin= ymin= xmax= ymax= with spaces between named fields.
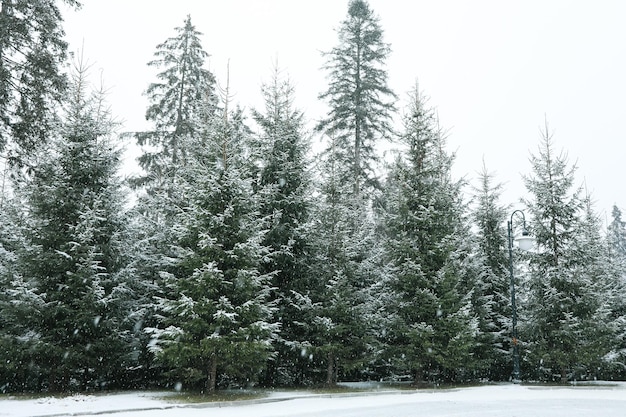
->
xmin=507 ymin=209 xmax=531 ymax=383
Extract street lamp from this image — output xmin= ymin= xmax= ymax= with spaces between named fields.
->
xmin=507 ymin=210 xmax=533 ymax=383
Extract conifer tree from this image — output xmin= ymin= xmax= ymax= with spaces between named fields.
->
xmin=251 ymin=68 xmax=315 ymax=386
xmin=605 ymin=205 xmax=626 ymax=379
xmin=572 ymin=193 xmax=621 ymax=379
xmin=129 ymin=18 xmax=219 ymax=385
xmin=308 ymin=133 xmax=376 ymax=385
xmin=522 ymin=124 xmax=608 ymax=382
xmin=469 ymin=163 xmax=512 ymax=380
xmin=0 ymin=0 xmax=80 ymax=169
xmin=381 ymin=85 xmax=476 ymax=383
xmin=0 ymin=192 xmax=44 ymax=391
xmin=20 ymin=60 xmax=131 ymax=391
xmin=608 ymin=205 xmax=626 ymax=264
xmin=147 ymin=92 xmax=278 ymax=394
xmin=316 ymin=0 xmax=396 ymax=195
xmin=134 ymin=15 xmax=217 ymax=187
xmin=310 ymin=0 xmax=396 ymax=383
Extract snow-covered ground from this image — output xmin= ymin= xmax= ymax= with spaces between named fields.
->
xmin=2 ymin=382 xmax=625 ymax=417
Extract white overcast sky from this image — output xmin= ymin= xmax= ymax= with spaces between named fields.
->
xmin=62 ymin=0 xmax=626 ymax=218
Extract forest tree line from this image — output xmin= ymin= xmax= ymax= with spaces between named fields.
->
xmin=1 ymin=0 xmax=625 ymax=393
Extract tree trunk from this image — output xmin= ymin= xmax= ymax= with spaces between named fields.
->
xmin=560 ymin=365 xmax=568 ymax=384
xmin=413 ymin=368 xmax=424 ymax=386
xmin=326 ymin=351 xmax=336 ymax=386
xmin=206 ymin=354 xmax=217 ymax=395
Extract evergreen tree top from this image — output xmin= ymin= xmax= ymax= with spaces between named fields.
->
xmin=145 ymin=13 xmax=217 ymax=131
xmin=317 ymin=0 xmax=396 ymax=196
xmin=524 ymin=122 xmax=584 ymax=271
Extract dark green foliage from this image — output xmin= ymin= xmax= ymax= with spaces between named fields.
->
xmin=147 ymin=106 xmax=278 ymax=394
xmin=14 ymin=63 xmax=132 ymax=391
xmin=522 ymin=125 xmax=613 ymax=382
xmin=134 ymin=15 xmax=217 ymax=186
xmin=252 ymin=68 xmax=316 ymax=387
xmin=316 ymin=0 xmax=396 ymax=195
xmin=469 ymin=163 xmax=512 ymax=381
xmin=380 ymin=86 xmax=476 ymax=383
xmin=0 ymin=0 xmax=80 ymax=169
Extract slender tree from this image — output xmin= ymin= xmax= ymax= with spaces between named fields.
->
xmin=310 ymin=0 xmax=396 ymax=383
xmin=134 ymin=15 xmax=217 ymax=187
xmin=251 ymin=67 xmax=316 ymax=386
xmin=128 ymin=19 xmax=219 ymax=385
xmin=469 ymin=162 xmax=512 ymax=380
xmin=316 ymin=0 xmax=396 ymax=196
xmin=522 ymin=124 xmax=608 ymax=382
xmin=20 ymin=60 xmax=131 ymax=391
xmin=381 ymin=85 xmax=476 ymax=383
xmin=147 ymin=89 xmax=278 ymax=394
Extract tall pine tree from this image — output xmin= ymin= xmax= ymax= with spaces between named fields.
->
xmin=469 ymin=162 xmax=512 ymax=381
xmin=316 ymin=0 xmax=396 ymax=195
xmin=381 ymin=85 xmax=476 ymax=383
xmin=20 ymin=59 xmax=131 ymax=391
xmin=128 ymin=18 xmax=219 ymax=386
xmin=252 ymin=67 xmax=316 ymax=386
xmin=522 ymin=124 xmax=609 ymax=382
xmin=146 ymin=92 xmax=278 ymax=394
xmin=309 ymin=0 xmax=396 ymax=384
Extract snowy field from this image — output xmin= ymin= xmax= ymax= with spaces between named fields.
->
xmin=2 ymin=382 xmax=625 ymax=417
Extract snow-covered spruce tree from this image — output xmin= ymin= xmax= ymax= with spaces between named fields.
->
xmin=605 ymin=205 xmax=626 ymax=379
xmin=127 ymin=17 xmax=219 ymax=387
xmin=571 ymin=194 xmax=623 ymax=380
xmin=469 ymin=162 xmax=512 ymax=381
xmin=380 ymin=85 xmax=476 ymax=384
xmin=20 ymin=61 xmax=132 ymax=391
xmin=134 ymin=14 xmax=217 ymax=188
xmin=608 ymin=205 xmax=626 ymax=267
xmin=308 ymin=0 xmax=395 ymax=385
xmin=316 ymin=0 xmax=396 ymax=196
xmin=0 ymin=191 xmax=46 ymax=392
xmin=522 ymin=125 xmax=609 ymax=382
xmin=307 ymin=133 xmax=379 ymax=386
xmin=0 ymin=0 xmax=80 ymax=170
xmin=251 ymin=67 xmax=316 ymax=387
xmin=147 ymin=93 xmax=278 ymax=394
xmin=116 ymin=199 xmax=179 ymax=388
